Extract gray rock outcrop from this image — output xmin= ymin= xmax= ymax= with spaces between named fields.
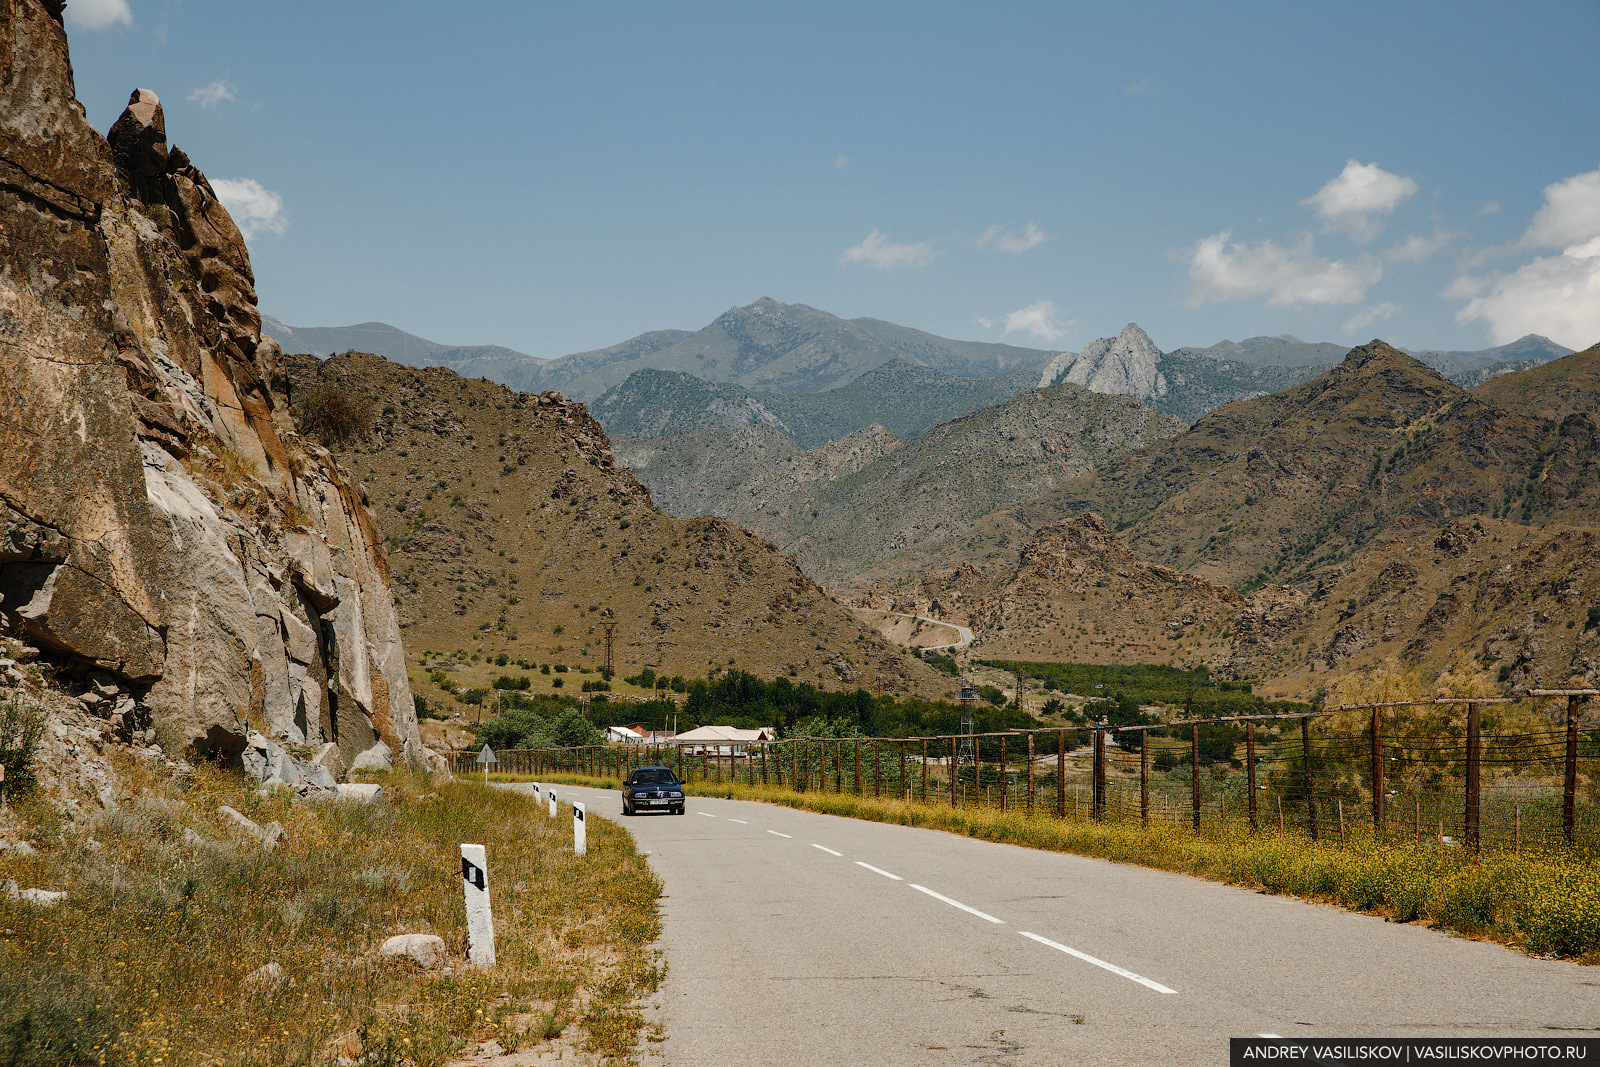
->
xmin=1038 ymin=324 xmax=1167 ymax=400
xmin=0 ymin=6 xmax=419 ymax=769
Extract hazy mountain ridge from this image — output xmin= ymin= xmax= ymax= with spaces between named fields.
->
xmin=592 ymin=360 xmax=1041 ymax=447
xmin=616 ymin=381 xmax=1185 ymax=588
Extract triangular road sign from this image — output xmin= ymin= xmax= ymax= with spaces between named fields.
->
xmin=476 ymin=744 xmax=498 ymax=764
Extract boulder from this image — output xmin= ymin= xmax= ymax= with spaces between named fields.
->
xmin=336 ymin=784 xmax=389 ymax=804
xmin=349 ymin=740 xmax=393 ymax=774
xmin=380 ymin=933 xmax=447 ymax=969
xmin=241 ymin=961 xmax=284 ymax=992
xmin=217 ymin=804 xmax=265 ymax=839
xmin=4 ymin=880 xmax=65 ymax=906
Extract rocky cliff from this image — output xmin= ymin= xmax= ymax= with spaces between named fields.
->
xmin=0 ymin=2 xmax=421 ymax=772
xmin=1037 ymin=324 xmax=1166 ymax=399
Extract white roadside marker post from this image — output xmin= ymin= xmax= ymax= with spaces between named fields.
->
xmin=476 ymin=743 xmax=497 ymax=786
xmin=459 ymin=843 xmax=496 ymax=966
xmin=574 ymin=801 xmax=587 ymax=856
xmin=547 ymin=787 xmax=557 ymax=819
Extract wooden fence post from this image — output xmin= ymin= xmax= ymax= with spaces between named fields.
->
xmin=1370 ymin=706 xmax=1384 ymax=836
xmin=1140 ymin=728 xmax=1149 ymax=825
xmin=1026 ymin=733 xmax=1035 ymax=816
xmin=1191 ymin=722 xmax=1201 ymax=831
xmin=1056 ymin=729 xmax=1066 ymax=817
xmin=874 ymin=740 xmax=882 ymax=798
xmin=1302 ymin=715 xmax=1318 ymax=841
xmin=854 ymin=739 xmax=862 ymax=795
xmin=900 ymin=739 xmax=908 ymax=800
xmin=950 ymin=737 xmax=959 ymax=808
xmin=1246 ymin=721 xmax=1257 ymax=832
xmin=1565 ymin=695 xmax=1581 ymax=846
xmin=1092 ymin=729 xmax=1105 ymax=820
xmin=1464 ymin=701 xmax=1481 ymax=853
xmin=999 ymin=736 xmax=1008 ymax=812
xmin=921 ymin=739 xmax=929 ymax=803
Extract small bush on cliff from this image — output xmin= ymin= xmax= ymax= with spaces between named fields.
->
xmin=294 ymin=383 xmax=373 ymax=447
xmin=0 ymin=696 xmax=45 ymax=799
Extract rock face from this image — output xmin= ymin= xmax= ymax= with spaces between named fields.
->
xmin=0 ymin=7 xmax=420 ymax=768
xmin=1038 ymin=324 xmax=1167 ymax=400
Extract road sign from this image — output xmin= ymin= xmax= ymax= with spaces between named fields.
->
xmin=476 ymin=744 xmax=497 ymax=784
xmin=459 ymin=843 xmax=496 ymax=966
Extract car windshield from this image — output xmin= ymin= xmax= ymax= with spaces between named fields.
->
xmin=632 ymin=769 xmax=678 ymax=786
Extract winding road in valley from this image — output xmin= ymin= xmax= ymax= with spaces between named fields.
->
xmin=509 ymin=784 xmax=1600 ymax=1066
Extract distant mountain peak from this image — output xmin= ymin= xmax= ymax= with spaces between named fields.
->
xmin=1038 ymin=322 xmax=1165 ymax=400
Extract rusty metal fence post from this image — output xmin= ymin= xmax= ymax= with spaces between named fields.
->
xmin=950 ymin=736 xmax=959 ymax=808
xmin=1566 ymin=695 xmax=1581 ymax=846
xmin=1091 ymin=729 xmax=1105 ymax=820
xmin=999 ymin=736 xmax=1008 ymax=812
xmin=1026 ymin=733 xmax=1035 ymax=815
xmin=873 ymin=740 xmax=882 ymax=798
xmin=921 ymin=739 xmax=929 ymax=803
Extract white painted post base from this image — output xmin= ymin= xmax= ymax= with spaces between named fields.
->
xmin=547 ymin=787 xmax=557 ymax=819
xmin=460 ymin=843 xmax=496 ymax=967
xmin=574 ymin=801 xmax=587 ymax=856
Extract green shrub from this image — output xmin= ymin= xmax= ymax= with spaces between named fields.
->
xmin=0 ymin=697 xmax=45 ymax=799
xmin=293 ymin=383 xmax=373 ymax=447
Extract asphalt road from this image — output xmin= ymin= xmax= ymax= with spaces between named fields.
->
xmin=508 ymin=783 xmax=1600 ymax=1066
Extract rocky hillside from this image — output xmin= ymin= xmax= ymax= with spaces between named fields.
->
xmin=616 ymin=381 xmax=1185 ymax=589
xmin=593 ymin=360 xmax=1039 ymax=447
xmin=1 ymin=7 xmax=420 ymax=773
xmin=283 ymin=354 xmax=947 ymax=696
xmin=878 ymin=342 xmax=1600 ymax=692
xmin=262 ymin=316 xmax=545 ymax=372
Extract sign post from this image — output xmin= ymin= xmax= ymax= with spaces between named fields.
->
xmin=476 ymin=744 xmax=497 ymax=785
xmin=547 ymin=786 xmax=557 ymax=819
xmin=574 ymin=801 xmax=587 ymax=856
xmin=459 ymin=843 xmax=496 ymax=966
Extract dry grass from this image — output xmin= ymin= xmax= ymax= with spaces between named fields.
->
xmin=0 ymin=763 xmax=662 ymax=1066
xmin=517 ymin=769 xmax=1599 ymax=963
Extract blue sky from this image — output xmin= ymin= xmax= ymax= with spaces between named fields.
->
xmin=65 ymin=0 xmax=1600 ymax=359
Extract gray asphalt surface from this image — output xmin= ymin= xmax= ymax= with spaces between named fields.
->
xmin=508 ymin=783 xmax=1600 ymax=1066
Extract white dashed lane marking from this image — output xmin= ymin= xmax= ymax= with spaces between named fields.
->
xmin=909 ymin=884 xmax=1005 ymax=924
xmin=1019 ymin=931 xmax=1177 ymax=995
xmin=728 ymin=818 xmax=749 ymax=824
xmin=698 ymin=812 xmax=717 ymax=818
xmin=855 ymin=861 xmax=902 ymax=881
xmin=767 ymin=830 xmax=793 ymax=838
xmin=811 ymin=844 xmax=843 ymax=856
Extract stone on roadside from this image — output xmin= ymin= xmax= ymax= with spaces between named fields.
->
xmin=260 ymin=820 xmax=286 ymax=849
xmin=380 ymin=933 xmax=447 ymax=969
xmin=242 ymin=961 xmax=284 ymax=992
xmin=336 ymin=783 xmax=388 ymax=803
xmin=3 ymin=879 xmax=65 ymax=906
xmin=218 ymin=804 xmax=265 ymax=839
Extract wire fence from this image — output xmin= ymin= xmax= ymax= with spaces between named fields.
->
xmin=458 ymin=693 xmax=1600 ymax=856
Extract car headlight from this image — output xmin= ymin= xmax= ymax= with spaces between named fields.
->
xmin=669 ymin=791 xmax=682 ymax=798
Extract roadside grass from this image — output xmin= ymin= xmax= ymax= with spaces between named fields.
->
xmin=0 ymin=763 xmax=662 ymax=1066
xmin=513 ymin=771 xmax=1600 ymax=964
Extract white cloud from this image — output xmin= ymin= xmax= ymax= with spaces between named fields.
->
xmin=1384 ymin=227 xmax=1462 ymax=263
xmin=839 ymin=229 xmax=937 ymax=269
xmin=1520 ymin=164 xmax=1600 ymax=250
xmin=1478 ymin=200 xmax=1501 ymax=217
xmin=1455 ymin=238 xmax=1600 ymax=350
xmin=977 ymin=300 xmax=1072 ymax=344
xmin=1125 ymin=76 xmax=1154 ymax=95
xmin=65 ymin=0 xmax=132 ymax=30
xmin=186 ymin=80 xmax=237 ymax=109
xmin=1342 ymin=302 xmax=1398 ymax=333
xmin=834 ymin=155 xmax=850 ymax=170
xmin=975 ymin=223 xmax=1050 ymax=254
xmin=1302 ymin=159 xmax=1417 ymax=242
xmin=210 ymin=178 xmax=287 ymax=239
xmin=1185 ymin=231 xmax=1381 ymax=306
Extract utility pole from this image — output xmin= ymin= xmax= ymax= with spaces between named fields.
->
xmin=602 ymin=616 xmax=617 ymax=681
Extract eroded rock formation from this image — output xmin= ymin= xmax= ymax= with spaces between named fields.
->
xmin=0 ymin=3 xmax=421 ymax=770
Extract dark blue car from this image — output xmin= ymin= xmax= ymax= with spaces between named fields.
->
xmin=622 ymin=766 xmax=685 ymax=816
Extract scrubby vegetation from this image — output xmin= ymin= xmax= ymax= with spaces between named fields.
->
xmin=0 ymin=765 xmax=662 ymax=1066
xmin=980 ymin=659 xmax=1314 ymax=718
xmin=293 ymin=382 xmax=374 ymax=447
